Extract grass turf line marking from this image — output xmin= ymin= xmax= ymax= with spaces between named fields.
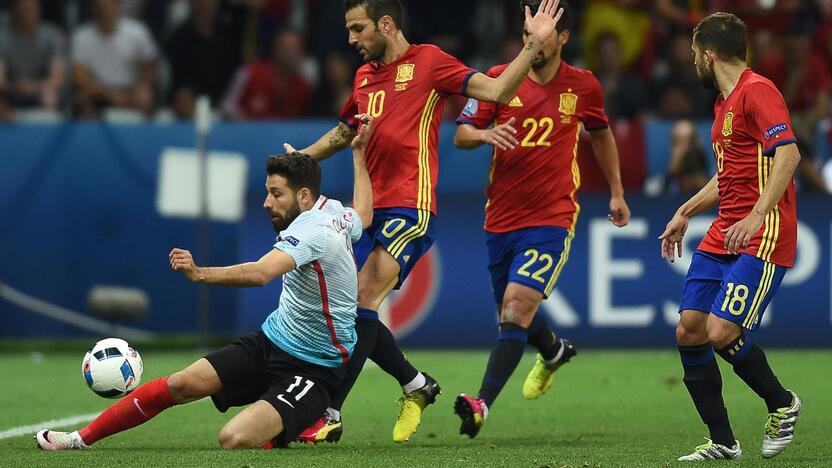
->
xmin=0 ymin=398 xmax=211 ymax=440
xmin=0 ymin=412 xmax=100 ymax=440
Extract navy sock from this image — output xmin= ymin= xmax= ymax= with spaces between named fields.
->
xmin=679 ymin=343 xmax=735 ymax=447
xmin=717 ymin=335 xmax=792 ymax=413
xmin=330 ymin=308 xmax=378 ymax=411
xmin=526 ymin=313 xmax=561 ymax=360
xmin=370 ymin=321 xmax=419 ymax=386
xmin=477 ymin=322 xmax=528 ymax=408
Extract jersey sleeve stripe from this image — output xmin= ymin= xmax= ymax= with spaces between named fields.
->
xmin=763 ymin=138 xmax=797 ymax=156
xmin=460 ymin=70 xmax=478 ymax=96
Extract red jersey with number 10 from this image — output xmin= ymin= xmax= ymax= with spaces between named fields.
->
xmin=340 ymin=44 xmax=476 ymax=214
xmin=456 ymin=61 xmax=609 ymax=233
xmin=698 ymin=69 xmax=798 ymax=267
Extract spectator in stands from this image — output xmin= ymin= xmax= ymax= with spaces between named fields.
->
xmin=165 ymin=0 xmax=241 ymax=119
xmin=221 ymin=28 xmax=312 ymax=120
xmin=0 ymin=0 xmax=66 ymax=121
xmin=71 ymin=0 xmax=158 ymax=119
xmin=592 ymin=31 xmax=647 ymax=120
xmin=655 ymin=34 xmax=714 ymax=119
xmin=663 ymin=120 xmax=709 ymax=194
xmin=646 ymin=119 xmax=708 ymax=196
xmin=581 ymin=0 xmax=652 ymax=74
xmin=655 ymin=0 xmax=708 ymax=34
xmin=306 ymin=52 xmax=352 ymax=117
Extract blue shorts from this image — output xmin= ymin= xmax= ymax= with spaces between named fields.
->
xmin=353 ymin=207 xmax=436 ymax=290
xmin=486 ymin=226 xmax=574 ymax=304
xmin=679 ymin=251 xmax=787 ymax=331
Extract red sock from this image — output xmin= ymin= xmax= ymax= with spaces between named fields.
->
xmin=78 ymin=376 xmax=174 ymax=445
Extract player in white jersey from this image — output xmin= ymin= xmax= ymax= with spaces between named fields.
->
xmin=35 ymin=115 xmax=376 ymax=451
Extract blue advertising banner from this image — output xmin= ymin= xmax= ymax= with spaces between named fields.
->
xmin=239 ymin=194 xmax=832 ymax=348
xmin=1 ymin=121 xmax=829 ymax=347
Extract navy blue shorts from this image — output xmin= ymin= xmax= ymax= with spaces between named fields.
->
xmin=354 ymin=207 xmax=436 ymax=290
xmin=486 ymin=226 xmax=574 ymax=304
xmin=679 ymin=251 xmax=787 ymax=331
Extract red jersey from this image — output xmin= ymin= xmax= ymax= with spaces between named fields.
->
xmin=237 ymin=61 xmax=312 ymax=118
xmin=340 ymin=44 xmax=476 ymax=214
xmin=698 ymin=69 xmax=798 ymax=267
xmin=456 ymin=61 xmax=609 ymax=233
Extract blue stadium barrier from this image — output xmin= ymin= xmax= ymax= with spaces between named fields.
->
xmin=1 ymin=121 xmax=830 ymax=347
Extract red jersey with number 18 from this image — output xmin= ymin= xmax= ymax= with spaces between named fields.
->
xmin=698 ymin=69 xmax=798 ymax=267
xmin=339 ymin=44 xmax=476 ymax=215
xmin=456 ymin=61 xmax=609 ymax=233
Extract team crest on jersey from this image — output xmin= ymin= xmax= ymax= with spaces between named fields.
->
xmin=396 ymin=64 xmax=415 ymax=83
xmin=559 ymin=92 xmax=578 ymax=116
xmin=722 ymin=112 xmax=734 ymax=137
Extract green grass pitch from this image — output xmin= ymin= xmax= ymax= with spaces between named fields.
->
xmin=1 ymin=349 xmax=830 ymax=467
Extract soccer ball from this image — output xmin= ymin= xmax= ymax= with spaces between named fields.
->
xmin=81 ymin=338 xmax=143 ymax=398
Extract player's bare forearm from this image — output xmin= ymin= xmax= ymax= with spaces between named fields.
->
xmin=589 ymin=128 xmax=624 ymax=198
xmin=300 ymin=123 xmax=355 ymax=161
xmin=677 ymin=174 xmax=719 ymax=219
xmin=751 ymin=144 xmax=800 ymax=218
xmin=170 ymin=248 xmax=294 ymax=287
xmin=453 ymin=124 xmax=486 ymax=149
xmin=350 ymin=114 xmax=375 ymax=227
xmin=352 ymin=148 xmax=373 ymax=227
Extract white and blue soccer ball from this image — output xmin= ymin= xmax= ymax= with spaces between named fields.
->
xmin=81 ymin=338 xmax=143 ymax=398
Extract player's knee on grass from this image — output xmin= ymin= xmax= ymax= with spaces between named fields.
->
xmin=218 ymin=426 xmax=263 ymax=450
xmin=676 ymin=311 xmax=708 ymax=345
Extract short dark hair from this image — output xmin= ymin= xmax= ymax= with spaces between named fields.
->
xmin=521 ymin=0 xmax=573 ymax=33
xmin=266 ymin=153 xmax=322 ymax=199
xmin=344 ymin=0 xmax=402 ymax=27
xmin=693 ymin=12 xmax=747 ymax=62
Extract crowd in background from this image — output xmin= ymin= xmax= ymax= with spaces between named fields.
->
xmin=1 ymin=0 xmax=830 ymax=192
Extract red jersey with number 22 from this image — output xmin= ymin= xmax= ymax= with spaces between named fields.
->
xmin=340 ymin=44 xmax=476 ymax=214
xmin=698 ymin=69 xmax=798 ymax=267
xmin=457 ymin=62 xmax=609 ymax=232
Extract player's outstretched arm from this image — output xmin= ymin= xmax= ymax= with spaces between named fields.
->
xmin=588 ymin=128 xmax=630 ymax=227
xmin=454 ymin=118 xmax=518 ymax=151
xmin=659 ymin=174 xmax=719 ymax=262
xmin=721 ymin=143 xmax=800 ymax=254
xmin=351 ymin=113 xmax=374 ymax=228
xmin=464 ymin=0 xmax=563 ymax=104
xmin=283 ymin=122 xmax=356 ymax=161
xmin=169 ymin=248 xmax=296 ymax=287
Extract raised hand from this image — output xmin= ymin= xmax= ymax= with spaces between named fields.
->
xmin=524 ymin=0 xmax=564 ymax=47
xmin=351 ymin=113 xmax=375 ymax=152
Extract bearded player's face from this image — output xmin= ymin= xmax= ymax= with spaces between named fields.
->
xmin=692 ymin=40 xmax=717 ymax=90
xmin=263 ymin=175 xmax=302 ymax=233
xmin=523 ymin=28 xmax=564 ymax=70
xmin=346 ymin=7 xmax=387 ymax=62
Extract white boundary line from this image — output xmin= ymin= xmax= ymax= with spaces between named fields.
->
xmin=0 ymin=412 xmax=100 ymax=440
xmin=0 ymin=398 xmax=210 ymax=441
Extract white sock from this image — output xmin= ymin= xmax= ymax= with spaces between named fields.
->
xmin=326 ymin=407 xmax=340 ymax=422
xmin=481 ymin=402 xmax=490 ymax=420
xmin=402 ymin=372 xmax=426 ymax=394
xmin=70 ymin=431 xmax=89 ymax=448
